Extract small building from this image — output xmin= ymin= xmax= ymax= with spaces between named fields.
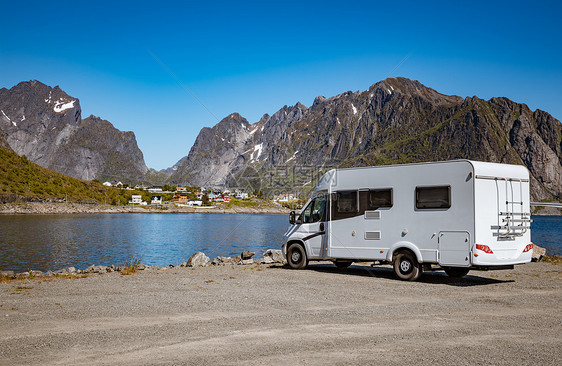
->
xmin=103 ymin=181 xmax=112 ymax=187
xmin=236 ymin=192 xmax=249 ymax=200
xmin=274 ymin=193 xmax=297 ymax=202
xmin=171 ymin=193 xmax=188 ymax=202
xmin=148 ymin=186 xmax=163 ymax=193
xmin=187 ymin=199 xmax=203 ymax=206
xmin=129 ymin=195 xmax=143 ymax=205
xmin=151 ymin=196 xmax=162 ymax=205
xmin=214 ymin=195 xmax=230 ymax=202
xmin=176 ymin=186 xmax=187 ymax=192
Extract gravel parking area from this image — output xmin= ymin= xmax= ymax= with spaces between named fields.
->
xmin=1 ymin=261 xmax=560 ymax=365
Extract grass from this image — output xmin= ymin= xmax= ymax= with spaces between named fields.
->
xmin=121 ymin=257 xmax=142 ymax=275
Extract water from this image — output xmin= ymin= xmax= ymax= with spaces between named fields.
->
xmin=0 ymin=214 xmax=290 ymax=272
xmin=531 ymin=215 xmax=562 ymax=257
xmin=0 ymin=214 xmax=560 ymax=272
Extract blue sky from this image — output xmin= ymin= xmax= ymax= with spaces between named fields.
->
xmin=1 ymin=0 xmax=561 ymax=170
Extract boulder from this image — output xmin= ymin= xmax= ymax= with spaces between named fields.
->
xmin=211 ymin=256 xmax=233 ymax=266
xmin=532 ymin=244 xmax=547 ymax=262
xmin=263 ymin=249 xmax=286 ymax=264
xmin=241 ymin=251 xmax=255 ymax=260
xmin=260 ymin=256 xmax=275 ymax=264
xmin=187 ymin=252 xmax=210 ymax=267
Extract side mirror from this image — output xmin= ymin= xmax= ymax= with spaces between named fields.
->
xmin=289 ymin=211 xmax=296 ymax=225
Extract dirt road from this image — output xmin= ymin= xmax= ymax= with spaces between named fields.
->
xmin=1 ymin=262 xmax=560 ymax=365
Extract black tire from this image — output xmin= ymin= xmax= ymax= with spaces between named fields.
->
xmin=393 ymin=251 xmax=422 ymax=281
xmin=287 ymin=243 xmax=308 ymax=269
xmin=334 ymin=260 xmax=352 ymax=269
xmin=443 ymin=267 xmax=470 ymax=278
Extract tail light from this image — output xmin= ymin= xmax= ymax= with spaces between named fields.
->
xmin=523 ymin=243 xmax=533 ymax=253
xmin=476 ymin=244 xmax=493 ymax=254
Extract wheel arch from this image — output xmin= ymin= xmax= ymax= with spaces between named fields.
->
xmin=386 ymin=242 xmax=423 ymax=263
xmin=286 ymin=239 xmax=308 ymax=256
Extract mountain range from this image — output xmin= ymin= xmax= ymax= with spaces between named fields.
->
xmin=169 ymin=77 xmax=561 ymax=201
xmin=0 ymin=81 xmax=148 ymax=183
xmin=0 ymin=78 xmax=560 ymax=201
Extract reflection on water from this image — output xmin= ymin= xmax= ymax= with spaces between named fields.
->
xmin=0 ymin=214 xmax=559 ymax=272
xmin=0 ymin=214 xmax=289 ymax=272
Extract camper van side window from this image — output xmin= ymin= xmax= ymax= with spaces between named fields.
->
xmin=368 ymin=189 xmax=393 ymax=209
xmin=332 ymin=191 xmax=358 ymax=220
xmin=415 ymin=186 xmax=451 ymax=209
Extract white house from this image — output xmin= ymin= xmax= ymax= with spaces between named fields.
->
xmin=274 ymin=193 xmax=297 ymax=202
xmin=103 ymin=181 xmax=112 ymax=187
xmin=236 ymin=192 xmax=249 ymax=199
xmin=148 ymin=187 xmax=163 ymax=193
xmin=129 ymin=195 xmax=143 ymax=205
xmin=151 ymin=196 xmax=162 ymax=205
xmin=187 ymin=199 xmax=203 ymax=206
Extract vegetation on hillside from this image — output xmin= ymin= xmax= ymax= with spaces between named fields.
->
xmin=0 ymin=146 xmax=147 ymax=205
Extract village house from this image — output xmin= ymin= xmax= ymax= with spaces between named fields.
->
xmin=171 ymin=193 xmax=188 ymax=203
xmin=151 ymin=196 xmax=162 ymax=205
xmin=214 ymin=195 xmax=230 ymax=202
xmin=176 ymin=186 xmax=187 ymax=192
xmin=129 ymin=195 xmax=144 ymax=205
xmin=148 ymin=186 xmax=163 ymax=193
xmin=274 ymin=193 xmax=297 ymax=202
xmin=187 ymin=199 xmax=203 ymax=206
xmin=235 ymin=191 xmax=249 ymax=199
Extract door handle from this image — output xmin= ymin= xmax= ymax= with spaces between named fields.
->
xmin=320 ymin=223 xmax=325 ymax=231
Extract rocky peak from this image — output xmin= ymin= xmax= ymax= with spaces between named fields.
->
xmin=374 ymin=77 xmax=463 ymax=106
xmin=0 ymin=81 xmax=148 ymax=183
xmin=170 ymin=77 xmax=561 ymax=201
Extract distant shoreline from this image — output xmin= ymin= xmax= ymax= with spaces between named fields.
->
xmin=0 ymin=202 xmax=291 ymax=215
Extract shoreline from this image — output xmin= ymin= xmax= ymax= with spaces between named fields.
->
xmin=0 ymin=202 xmax=291 ymax=215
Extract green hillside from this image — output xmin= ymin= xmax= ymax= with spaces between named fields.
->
xmin=0 ymin=146 xmax=141 ymax=205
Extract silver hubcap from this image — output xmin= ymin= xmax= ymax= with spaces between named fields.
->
xmin=400 ymin=260 xmax=411 ymax=272
xmin=291 ymin=251 xmax=301 ymax=263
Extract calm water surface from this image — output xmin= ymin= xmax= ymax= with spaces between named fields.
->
xmin=0 ymin=214 xmax=289 ymax=272
xmin=0 ymin=214 xmax=560 ymax=272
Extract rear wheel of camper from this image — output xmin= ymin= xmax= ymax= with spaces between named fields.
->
xmin=393 ymin=251 xmax=422 ymax=281
xmin=334 ymin=260 xmax=352 ymax=269
xmin=287 ymin=243 xmax=308 ymax=269
xmin=443 ymin=267 xmax=470 ymax=278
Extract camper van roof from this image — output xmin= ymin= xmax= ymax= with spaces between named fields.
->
xmin=313 ymin=160 xmax=529 ymax=193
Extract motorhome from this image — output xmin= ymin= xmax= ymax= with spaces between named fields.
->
xmin=282 ymin=160 xmax=533 ymax=281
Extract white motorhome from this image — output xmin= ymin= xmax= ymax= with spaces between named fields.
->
xmin=282 ymin=160 xmax=533 ymax=280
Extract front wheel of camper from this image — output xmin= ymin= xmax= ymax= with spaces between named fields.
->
xmin=443 ymin=267 xmax=470 ymax=278
xmin=287 ymin=243 xmax=308 ymax=269
xmin=393 ymin=251 xmax=422 ymax=281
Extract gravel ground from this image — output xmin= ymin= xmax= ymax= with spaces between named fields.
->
xmin=1 ymin=261 xmax=560 ymax=365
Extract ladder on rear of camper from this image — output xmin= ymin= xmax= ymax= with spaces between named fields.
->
xmin=489 ymin=177 xmax=532 ymax=238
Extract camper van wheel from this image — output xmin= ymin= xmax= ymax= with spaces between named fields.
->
xmin=443 ymin=267 xmax=470 ymax=278
xmin=287 ymin=243 xmax=308 ymax=269
xmin=393 ymin=251 xmax=422 ymax=281
xmin=334 ymin=260 xmax=352 ymax=269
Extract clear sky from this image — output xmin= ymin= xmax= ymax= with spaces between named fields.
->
xmin=1 ymin=0 xmax=560 ymax=170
